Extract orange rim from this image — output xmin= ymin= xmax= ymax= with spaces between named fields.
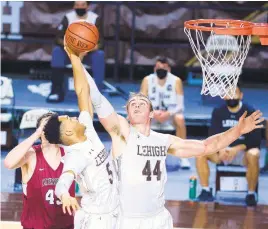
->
xmin=184 ymin=19 xmax=254 ymax=35
xmin=252 ymin=23 xmax=268 ymax=35
xmin=252 ymin=23 xmax=268 ymax=45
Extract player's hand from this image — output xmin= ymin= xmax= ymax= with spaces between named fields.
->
xmin=153 ymin=110 xmax=161 ymax=117
xmin=91 ymin=44 xmax=99 ymax=52
xmin=237 ymin=110 xmax=264 ymax=135
xmin=225 ymin=147 xmax=238 ymax=162
xmin=219 ymin=148 xmax=229 ymax=162
xmin=158 ymin=111 xmax=171 ymax=123
xmin=64 ymin=45 xmax=77 ymax=59
xmin=63 ymin=36 xmax=79 ymax=58
xmin=61 ymin=193 xmax=80 ymax=215
xmin=35 ymin=120 xmax=47 ymax=138
xmin=79 ymin=51 xmax=89 ymax=61
xmin=219 ymin=147 xmax=237 ymax=162
xmin=153 ymin=110 xmax=162 ymax=122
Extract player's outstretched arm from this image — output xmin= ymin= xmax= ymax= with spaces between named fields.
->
xmin=169 ymin=78 xmax=184 ymax=115
xmin=168 ymin=110 xmax=264 ymax=158
xmin=55 ymin=151 xmax=88 ymax=215
xmin=4 ymin=122 xmax=45 ymax=169
xmin=82 ymin=65 xmax=129 ymax=140
xmin=55 ymin=171 xmax=80 ymax=215
xmin=140 ymin=76 xmax=149 ymax=96
xmin=64 ymin=46 xmax=93 ymax=118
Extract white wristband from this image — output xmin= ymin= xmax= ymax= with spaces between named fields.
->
xmin=83 ymin=66 xmax=114 ymax=118
xmin=55 ymin=172 xmax=74 ymax=199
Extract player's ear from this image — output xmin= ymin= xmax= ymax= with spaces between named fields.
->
xmin=168 ymin=65 xmax=171 ymax=72
xmin=149 ymin=111 xmax=154 ymax=119
xmin=65 ymin=130 xmax=74 ymax=137
xmin=240 ymin=92 xmax=243 ymax=100
xmin=63 ymin=123 xmax=74 ymax=137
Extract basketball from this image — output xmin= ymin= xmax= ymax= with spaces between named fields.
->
xmin=65 ymin=21 xmax=99 ymax=54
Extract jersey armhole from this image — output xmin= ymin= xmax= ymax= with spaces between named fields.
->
xmin=21 ymin=149 xmax=37 ymax=187
xmin=165 ymin=134 xmax=172 ymax=151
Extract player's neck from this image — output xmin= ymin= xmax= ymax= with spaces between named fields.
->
xmin=227 ymin=101 xmax=242 ymax=113
xmin=41 ymin=142 xmax=59 ymax=156
xmin=77 ymin=13 xmax=88 ymax=20
xmin=70 ymin=134 xmax=87 ymax=145
xmin=157 ymin=77 xmax=167 ymax=86
xmin=133 ymin=123 xmax=151 ymax=137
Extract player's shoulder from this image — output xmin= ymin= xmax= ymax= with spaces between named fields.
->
xmin=143 ymin=75 xmax=150 ymax=82
xmin=150 ymin=130 xmax=169 ymax=141
xmin=64 ymin=141 xmax=93 ymax=159
xmin=212 ymin=104 xmax=227 ymax=115
xmin=143 ymin=74 xmax=154 ymax=86
xmin=87 ymin=10 xmax=98 ymax=18
xmin=168 ymin=72 xmax=181 ymax=80
xmin=65 ymin=10 xmax=76 ymax=19
xmin=174 ymin=76 xmax=182 ymax=85
xmin=242 ymin=103 xmax=255 ymax=113
xmin=146 ymin=73 xmax=155 ymax=80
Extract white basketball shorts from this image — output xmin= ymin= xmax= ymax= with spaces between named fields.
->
xmin=74 ymin=208 xmax=118 ymax=229
xmin=117 ymin=207 xmax=173 ymax=229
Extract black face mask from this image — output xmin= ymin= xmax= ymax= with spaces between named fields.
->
xmin=75 ymin=8 xmax=87 ymax=17
xmin=226 ymin=99 xmax=240 ymax=108
xmin=156 ymin=68 xmax=168 ymax=79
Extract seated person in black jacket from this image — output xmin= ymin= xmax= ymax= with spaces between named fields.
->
xmin=196 ymin=83 xmax=262 ymax=206
xmin=47 ymin=1 xmax=104 ymax=103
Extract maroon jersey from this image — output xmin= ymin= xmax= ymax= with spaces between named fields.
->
xmin=21 ymin=145 xmax=75 ymax=229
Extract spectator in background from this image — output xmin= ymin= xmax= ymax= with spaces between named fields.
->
xmin=47 ymin=1 xmax=104 ymax=103
xmin=260 ymin=119 xmax=268 ymax=173
xmin=196 ymin=83 xmax=262 ymax=206
xmin=140 ymin=57 xmax=190 ymax=169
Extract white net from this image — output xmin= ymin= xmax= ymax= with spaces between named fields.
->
xmin=184 ymin=26 xmax=251 ymax=98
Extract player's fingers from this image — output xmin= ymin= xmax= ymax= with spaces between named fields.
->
xmin=253 ymin=110 xmax=261 ymax=117
xmin=254 ymin=112 xmax=263 ymax=120
xmin=62 ymin=204 xmax=66 ymax=214
xmin=255 ymin=124 xmax=264 ymax=129
xmin=241 ymin=111 xmax=247 ymax=119
xmin=73 ymin=199 xmax=80 ymax=209
xmin=64 ymin=36 xmax=67 ymax=45
xmin=72 ymin=202 xmax=79 ymax=213
xmin=255 ymin=117 xmax=265 ymax=124
xmin=66 ymin=204 xmax=72 ymax=216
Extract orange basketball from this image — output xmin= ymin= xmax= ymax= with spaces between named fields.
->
xmin=65 ymin=21 xmax=99 ymax=54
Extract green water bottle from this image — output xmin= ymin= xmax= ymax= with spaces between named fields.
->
xmin=189 ymin=176 xmax=197 ymax=200
xmin=265 ymin=149 xmax=268 ymax=166
xmin=75 ymin=182 xmax=80 ymax=194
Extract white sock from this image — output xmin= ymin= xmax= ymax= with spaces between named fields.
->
xmin=202 ymin=187 xmax=210 ymax=192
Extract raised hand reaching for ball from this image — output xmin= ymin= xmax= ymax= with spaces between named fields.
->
xmin=64 ymin=38 xmax=88 ymax=61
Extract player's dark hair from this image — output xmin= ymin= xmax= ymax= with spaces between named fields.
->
xmin=43 ymin=113 xmax=62 ymax=144
xmin=156 ymin=56 xmax=169 ymax=66
xmin=36 ymin=112 xmax=54 ymax=129
xmin=73 ymin=1 xmax=90 ymax=6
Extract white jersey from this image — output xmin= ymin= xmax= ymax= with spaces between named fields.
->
xmin=147 ymin=72 xmax=178 ymax=112
xmin=117 ymin=126 xmax=170 ymax=217
xmin=63 ymin=111 xmax=118 ymax=214
xmin=66 ymin=10 xmax=98 ymax=25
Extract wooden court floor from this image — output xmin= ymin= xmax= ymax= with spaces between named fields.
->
xmin=1 ymin=193 xmax=268 ymax=229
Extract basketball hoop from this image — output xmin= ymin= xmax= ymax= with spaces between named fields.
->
xmin=184 ymin=19 xmax=268 ymax=98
